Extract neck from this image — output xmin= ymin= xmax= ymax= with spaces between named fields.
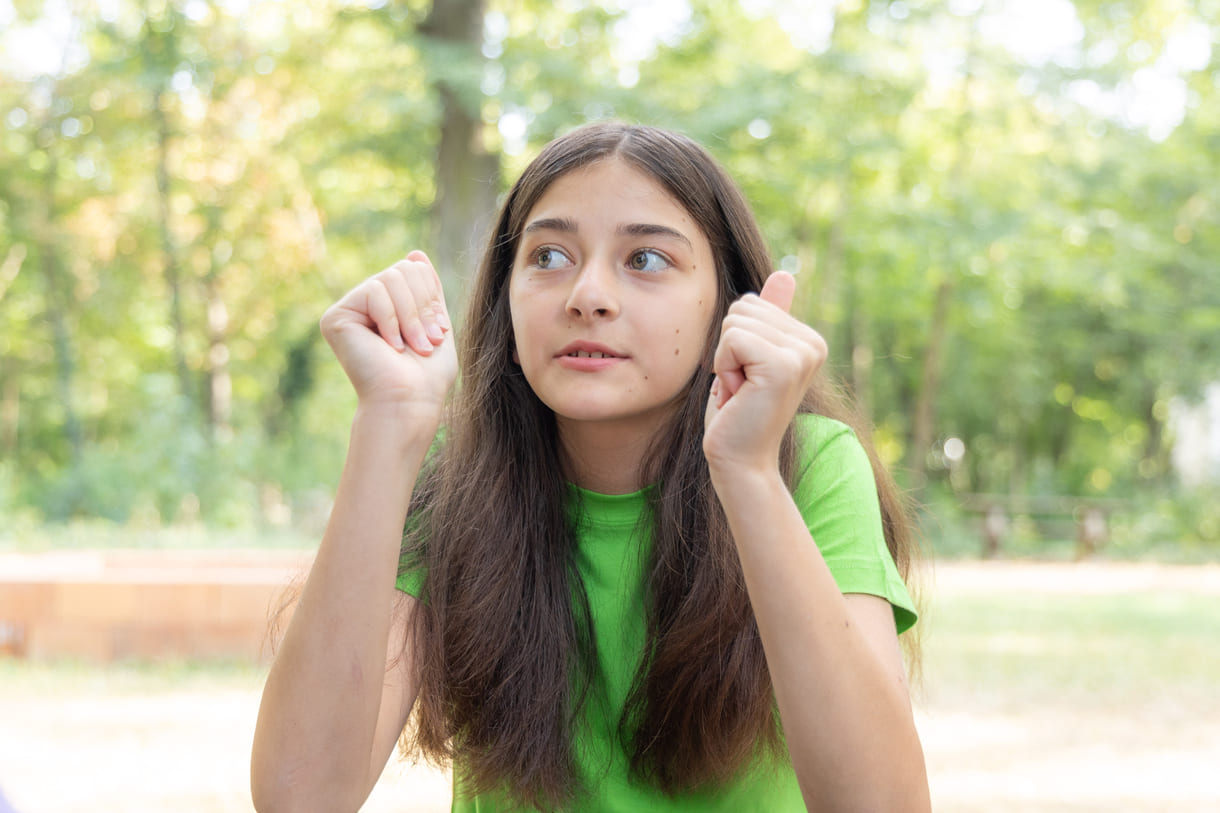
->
xmin=557 ymin=417 xmax=662 ymax=494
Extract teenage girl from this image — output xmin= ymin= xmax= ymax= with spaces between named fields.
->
xmin=252 ymin=123 xmax=930 ymax=812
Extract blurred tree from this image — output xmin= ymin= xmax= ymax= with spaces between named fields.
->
xmin=422 ymin=0 xmax=500 ymax=303
xmin=0 ymin=0 xmax=1216 ymax=539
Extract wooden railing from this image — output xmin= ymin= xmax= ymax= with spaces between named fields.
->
xmin=955 ymin=494 xmax=1126 ymax=559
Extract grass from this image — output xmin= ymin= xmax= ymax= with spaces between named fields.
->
xmin=922 ymin=589 xmax=1220 ymax=709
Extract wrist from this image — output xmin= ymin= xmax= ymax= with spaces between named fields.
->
xmin=350 ymin=400 xmax=443 ymax=457
xmin=708 ymin=460 xmax=786 ymax=507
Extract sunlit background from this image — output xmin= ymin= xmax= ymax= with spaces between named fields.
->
xmin=2 ymin=0 xmax=1218 ymax=545
xmin=1 ymin=0 xmax=1218 ymax=810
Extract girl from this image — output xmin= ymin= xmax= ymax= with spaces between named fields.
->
xmin=252 ymin=123 xmax=930 ymax=812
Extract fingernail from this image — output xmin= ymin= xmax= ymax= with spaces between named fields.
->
xmin=437 ymin=307 xmax=451 ymax=331
xmin=426 ymin=321 xmax=444 ymax=341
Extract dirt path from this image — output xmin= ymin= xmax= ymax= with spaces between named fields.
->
xmin=1 ymin=560 xmax=1217 ymax=812
xmin=918 ymin=560 xmax=1220 ymax=812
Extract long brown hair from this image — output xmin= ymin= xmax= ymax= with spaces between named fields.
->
xmin=399 ymin=123 xmax=919 ymax=809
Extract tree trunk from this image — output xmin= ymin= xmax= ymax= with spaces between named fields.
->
xmin=422 ymin=0 xmax=500 ymax=310
xmin=1140 ymin=390 xmax=1170 ymax=480
xmin=204 ymin=274 xmax=232 ymax=440
xmin=0 ymin=244 xmax=25 ymax=457
xmin=38 ymin=151 xmax=83 ymax=471
xmin=821 ymin=176 xmax=847 ymax=362
xmin=907 ymin=279 xmax=952 ymax=481
xmin=851 ymin=315 xmax=873 ymax=424
xmin=152 ymin=87 xmax=194 ymax=407
xmin=199 ymin=206 xmax=232 ymax=441
xmin=0 ymin=358 xmax=17 ymax=458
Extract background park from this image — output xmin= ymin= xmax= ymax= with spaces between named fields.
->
xmin=1 ymin=0 xmax=1218 ymax=810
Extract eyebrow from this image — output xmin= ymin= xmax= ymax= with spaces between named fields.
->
xmin=617 ymin=222 xmax=692 ymax=249
xmin=522 ymin=217 xmax=693 ymax=249
xmin=523 ymin=216 xmax=577 ymax=235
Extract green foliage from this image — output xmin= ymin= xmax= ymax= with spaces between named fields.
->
xmin=0 ymin=0 xmax=1217 ymax=552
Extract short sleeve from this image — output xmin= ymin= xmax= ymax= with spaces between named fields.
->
xmin=394 ymin=431 xmax=448 ymax=601
xmin=791 ymin=415 xmax=917 ymax=634
xmin=396 ymin=508 xmax=429 ymax=600
xmin=396 ymin=564 xmax=425 ymax=599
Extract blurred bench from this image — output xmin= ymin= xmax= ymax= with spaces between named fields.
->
xmin=0 ymin=550 xmax=312 ymax=662
xmin=957 ymin=494 xmax=1121 ymax=560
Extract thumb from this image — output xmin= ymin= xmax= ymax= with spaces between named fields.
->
xmin=759 ymin=271 xmax=796 ymax=313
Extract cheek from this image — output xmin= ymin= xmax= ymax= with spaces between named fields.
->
xmin=510 ymin=319 xmax=531 ymax=367
xmin=667 ymin=320 xmax=714 ymax=375
xmin=508 ymin=310 xmax=546 ymax=378
xmin=507 ymin=289 xmax=538 ymax=369
xmin=507 ymin=287 xmax=528 ymax=358
xmin=693 ymin=301 xmax=722 ymax=363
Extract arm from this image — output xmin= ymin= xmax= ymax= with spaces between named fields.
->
xmin=251 ymin=252 xmax=457 ymax=812
xmin=704 ymin=273 xmax=930 ymax=813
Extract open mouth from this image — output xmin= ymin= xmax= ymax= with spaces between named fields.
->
xmin=557 ymin=341 xmax=626 ymax=359
xmin=567 ymin=350 xmax=617 ymax=359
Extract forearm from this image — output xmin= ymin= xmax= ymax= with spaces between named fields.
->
xmin=251 ymin=404 xmax=435 ymax=810
xmin=712 ymin=466 xmax=930 ymax=813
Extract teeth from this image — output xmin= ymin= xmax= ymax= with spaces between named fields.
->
xmin=571 ymin=351 xmax=608 ymax=358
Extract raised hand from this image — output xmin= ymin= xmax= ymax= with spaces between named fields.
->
xmin=703 ymin=271 xmax=827 ymax=473
xmin=319 ymin=250 xmax=458 ymax=417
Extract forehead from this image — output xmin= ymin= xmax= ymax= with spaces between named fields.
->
xmin=521 ymin=158 xmax=702 ymax=233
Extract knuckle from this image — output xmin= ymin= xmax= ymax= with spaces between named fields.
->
xmin=720 ymin=313 xmax=746 ymax=332
xmin=719 ymin=323 xmax=745 ymax=344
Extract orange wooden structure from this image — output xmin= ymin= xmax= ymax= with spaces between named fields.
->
xmin=0 ymin=550 xmax=311 ymax=662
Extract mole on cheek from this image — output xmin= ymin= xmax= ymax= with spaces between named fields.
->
xmin=674 ymin=348 xmax=679 ymax=355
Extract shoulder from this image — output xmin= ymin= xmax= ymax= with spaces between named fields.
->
xmin=792 ymin=413 xmax=855 ymax=450
xmin=791 ymin=413 xmax=872 ymax=485
xmin=789 ymin=413 xmax=874 ymax=502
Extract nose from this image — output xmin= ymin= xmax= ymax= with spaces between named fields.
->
xmin=565 ymin=255 xmax=619 ymax=320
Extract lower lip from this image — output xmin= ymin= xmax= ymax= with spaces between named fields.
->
xmin=556 ymin=355 xmax=626 ymax=372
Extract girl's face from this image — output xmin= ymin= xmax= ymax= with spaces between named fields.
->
xmin=509 ymin=158 xmax=719 ymax=439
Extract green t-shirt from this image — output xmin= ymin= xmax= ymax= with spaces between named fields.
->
xmin=396 ymin=414 xmax=916 ymax=812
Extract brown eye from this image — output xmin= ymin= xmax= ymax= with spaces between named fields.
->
xmin=629 ymin=250 xmax=668 ymax=273
xmin=534 ymin=247 xmax=571 ymax=270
